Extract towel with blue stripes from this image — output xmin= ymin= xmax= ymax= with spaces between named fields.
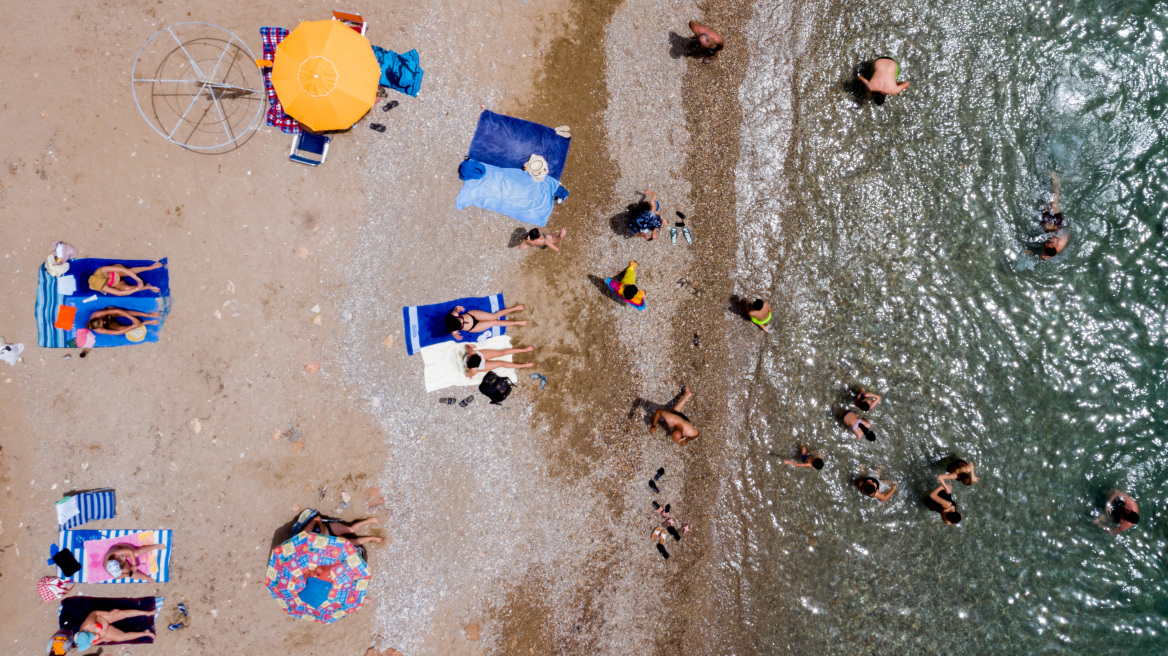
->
xmin=56 ymin=529 xmax=173 ymax=584
xmin=402 ymin=294 xmax=507 ymax=356
xmin=56 ymin=489 xmax=116 ymax=530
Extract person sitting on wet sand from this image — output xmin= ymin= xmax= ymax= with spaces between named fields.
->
xmin=102 ymin=543 xmax=165 ymax=581
xmin=748 ymin=299 xmax=772 ymax=333
xmin=87 ymin=262 xmax=163 ymax=295
xmin=857 ymin=474 xmax=897 ymax=502
xmin=926 ymin=484 xmax=962 ymax=525
xmin=628 ymin=191 xmax=663 ymax=241
xmin=1098 ymin=489 xmax=1139 ymax=534
xmin=689 ymin=21 xmax=724 ymax=59
xmin=938 ymin=459 xmax=979 ymax=491
xmin=464 ymin=343 xmax=536 ymax=377
xmin=519 ymin=227 xmax=568 ymax=252
xmin=86 ymin=308 xmax=160 ymax=336
xmin=445 ymin=304 xmax=528 ymax=341
xmin=782 ymin=445 xmax=824 ymax=470
xmin=855 ymin=388 xmax=881 ymax=412
xmin=72 ymin=606 xmax=157 ymax=650
xmin=856 ymin=57 xmax=909 ymax=105
xmin=650 ymin=385 xmax=700 ymax=445
xmin=843 ymin=411 xmax=875 ymax=441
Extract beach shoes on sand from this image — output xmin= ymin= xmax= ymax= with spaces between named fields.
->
xmin=654 ymin=467 xmax=665 ymax=480
xmin=657 ymin=543 xmax=670 ymax=559
xmin=529 ymin=373 xmax=548 ymax=390
xmin=459 ymin=395 xmax=475 ymax=407
xmin=168 ymin=622 xmax=185 ymax=631
xmin=370 ymin=123 xmax=387 ymax=132
xmin=649 ymin=479 xmax=660 ymax=493
xmin=382 ymin=100 xmax=399 ymax=112
xmin=682 ymin=227 xmax=693 ymax=244
xmin=439 ymin=398 xmax=456 ymax=405
xmin=670 ymin=227 xmax=678 ymax=245
xmin=177 ymin=603 xmax=187 ymax=616
xmin=667 ymin=526 xmax=682 ymax=541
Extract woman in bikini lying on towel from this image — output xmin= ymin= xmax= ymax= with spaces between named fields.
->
xmin=445 ymin=304 xmax=528 ymax=341
xmin=87 ymin=309 xmax=161 ymax=336
xmin=87 ymin=262 xmax=163 ymax=295
xmin=463 ymin=343 xmax=536 ymax=377
xmin=102 ymin=543 xmax=165 ymax=581
xmin=73 ymin=606 xmax=157 ymax=649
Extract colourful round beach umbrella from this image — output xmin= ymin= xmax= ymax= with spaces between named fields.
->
xmin=265 ymin=530 xmax=370 ymax=623
xmin=271 ymin=20 xmax=380 ymax=132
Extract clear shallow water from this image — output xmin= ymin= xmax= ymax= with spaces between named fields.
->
xmin=730 ymin=0 xmax=1168 ymax=652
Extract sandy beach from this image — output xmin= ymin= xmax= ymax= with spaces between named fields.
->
xmin=0 ymin=0 xmax=758 ymax=654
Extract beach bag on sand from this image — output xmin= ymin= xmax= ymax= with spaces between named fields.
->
xmin=478 ymin=371 xmax=513 ymax=405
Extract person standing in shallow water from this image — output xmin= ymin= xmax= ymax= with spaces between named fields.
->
xmin=938 ymin=459 xmax=979 ymax=491
xmin=782 ymin=445 xmax=823 ymax=470
xmin=854 ymin=387 xmax=881 ymax=412
xmin=857 ymin=474 xmax=897 ymax=501
xmin=748 ymin=298 xmax=772 ymax=333
xmin=856 ymin=57 xmax=909 ymax=104
xmin=843 ymin=411 xmax=875 ymax=441
xmin=1097 ymin=489 xmax=1139 ymax=534
xmin=926 ymin=484 xmax=963 ymax=525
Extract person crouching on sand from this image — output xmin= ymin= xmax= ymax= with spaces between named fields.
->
xmin=463 ymin=343 xmax=536 ymax=377
xmin=628 ymin=191 xmax=663 ymax=241
xmin=689 ymin=21 xmax=724 ymax=60
xmin=446 ymin=304 xmax=528 ymax=341
xmin=519 ymin=227 xmax=567 ymax=252
xmin=748 ymin=298 xmax=772 ymax=333
xmin=650 ymin=385 xmax=700 ymax=445
xmin=856 ymin=57 xmax=909 ymax=105
xmin=843 ymin=410 xmax=875 ymax=441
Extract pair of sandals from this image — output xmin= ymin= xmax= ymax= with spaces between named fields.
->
xmin=439 ymin=396 xmax=474 ymax=407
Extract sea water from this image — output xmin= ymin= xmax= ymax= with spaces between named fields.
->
xmin=727 ymin=0 xmax=1168 ymax=652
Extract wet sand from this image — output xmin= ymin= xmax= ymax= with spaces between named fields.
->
xmin=0 ymin=0 xmax=761 ymax=654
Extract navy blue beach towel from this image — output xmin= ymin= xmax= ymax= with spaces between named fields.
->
xmin=402 ymin=294 xmax=507 ymax=355
xmin=467 ymin=111 xmax=570 ymax=180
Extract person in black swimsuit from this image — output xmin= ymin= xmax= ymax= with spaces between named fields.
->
xmin=445 ymin=304 xmax=528 ymax=341
xmin=938 ymin=459 xmax=979 ymax=491
xmin=650 ymin=385 xmax=700 ymax=445
xmin=1038 ymin=171 xmax=1068 ymax=259
xmin=926 ymin=485 xmax=962 ymax=525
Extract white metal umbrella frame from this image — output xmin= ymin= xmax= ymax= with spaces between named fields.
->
xmin=131 ymin=22 xmax=264 ymax=151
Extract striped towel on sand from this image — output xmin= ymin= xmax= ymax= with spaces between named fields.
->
xmin=56 ymin=489 xmax=116 ymax=530
xmin=57 ymin=529 xmax=173 ymax=583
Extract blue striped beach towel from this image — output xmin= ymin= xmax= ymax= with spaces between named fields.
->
xmin=402 ymin=293 xmax=507 ymax=356
xmin=36 ymin=258 xmax=171 ymax=348
xmin=56 ymin=489 xmax=116 ymax=530
xmin=57 ymin=529 xmax=173 ymax=584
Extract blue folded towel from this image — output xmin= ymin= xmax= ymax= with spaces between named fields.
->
xmin=371 ymin=46 xmax=423 ymax=97
xmin=402 ymin=294 xmax=507 ymax=356
xmin=468 ymin=110 xmax=570 ymax=180
xmin=298 ymin=577 xmax=333 ymax=608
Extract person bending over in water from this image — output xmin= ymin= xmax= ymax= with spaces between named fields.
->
xmin=689 ymin=21 xmax=724 ymax=60
xmin=1098 ymin=489 xmax=1139 ymax=534
xmin=446 ymin=304 xmax=527 ymax=341
xmin=938 ymin=459 xmax=979 ymax=491
xmin=464 ymin=343 xmax=536 ymax=377
xmin=748 ymin=298 xmax=772 ymax=333
xmin=857 ymin=474 xmax=897 ymax=502
xmin=782 ymin=445 xmax=823 ymax=470
xmin=519 ymin=227 xmax=568 ymax=252
xmin=628 ymin=191 xmax=662 ymax=241
xmin=87 ymin=262 xmax=163 ymax=295
xmin=843 ymin=411 xmax=876 ymax=441
xmin=1039 ymin=171 xmax=1068 ymax=259
xmin=73 ymin=606 xmax=157 ymax=649
xmin=87 ymin=308 xmax=160 ymax=336
xmin=102 ymin=543 xmax=165 ymax=581
xmin=855 ymin=387 xmax=881 ymax=412
xmin=651 ymin=385 xmax=700 ymax=445
xmin=856 ymin=57 xmax=909 ymax=105
xmin=926 ymin=484 xmax=962 ymax=525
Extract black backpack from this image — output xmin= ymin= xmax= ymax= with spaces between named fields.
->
xmin=478 ymin=371 xmax=513 ymax=405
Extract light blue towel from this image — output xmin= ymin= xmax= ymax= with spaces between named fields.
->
xmin=371 ymin=46 xmax=423 ymax=97
xmin=455 ymin=162 xmax=561 ymax=226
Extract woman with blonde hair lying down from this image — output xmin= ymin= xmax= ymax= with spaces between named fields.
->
xmin=87 ymin=262 xmax=163 ymax=295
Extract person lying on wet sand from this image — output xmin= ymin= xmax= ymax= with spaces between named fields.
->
xmin=650 ymin=385 xmax=700 ymax=445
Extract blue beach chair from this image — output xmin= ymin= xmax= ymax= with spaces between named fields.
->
xmin=290 ymin=132 xmax=331 ymax=166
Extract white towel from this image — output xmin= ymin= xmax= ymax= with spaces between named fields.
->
xmin=421 ymin=335 xmax=518 ymax=392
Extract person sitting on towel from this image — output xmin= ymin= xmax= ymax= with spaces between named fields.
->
xmin=445 ymin=304 xmax=528 ymax=341
xmin=464 ymin=343 xmax=536 ymax=378
xmin=103 ymin=543 xmax=165 ymax=581
xmin=87 ymin=308 xmax=160 ymax=336
xmin=87 ymin=262 xmax=164 ymax=295
xmin=74 ymin=606 xmax=158 ymax=649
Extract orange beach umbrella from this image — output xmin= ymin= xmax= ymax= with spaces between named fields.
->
xmin=271 ymin=20 xmax=381 ymax=132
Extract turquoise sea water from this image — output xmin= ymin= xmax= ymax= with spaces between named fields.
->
xmin=731 ymin=0 xmax=1168 ymax=652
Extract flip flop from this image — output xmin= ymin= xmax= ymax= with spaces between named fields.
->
xmin=670 ymin=227 xmax=678 ymax=245
xmin=168 ymin=622 xmax=185 ymax=631
xmin=682 ymin=227 xmax=693 ymax=244
xmin=439 ymin=398 xmax=456 ymax=405
xmin=657 ymin=543 xmax=670 ymax=559
xmin=177 ymin=603 xmax=187 ymax=616
xmin=529 ymin=373 xmax=548 ymax=390
xmin=459 ymin=395 xmax=475 ymax=407
xmin=667 ymin=526 xmax=682 ymax=541
xmin=370 ymin=123 xmax=387 ymax=132
xmin=654 ymin=467 xmax=665 ymax=481
xmin=649 ymin=479 xmax=660 ymax=493
xmin=382 ymin=101 xmax=400 ymax=112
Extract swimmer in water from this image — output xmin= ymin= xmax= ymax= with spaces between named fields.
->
xmin=1097 ymin=489 xmax=1139 ymax=534
xmin=926 ymin=484 xmax=963 ymax=525
xmin=938 ymin=459 xmax=979 ymax=491
xmin=781 ymin=445 xmax=824 ymax=470
xmin=857 ymin=474 xmax=897 ymax=502
xmin=855 ymin=387 xmax=881 ymax=412
xmin=843 ymin=411 xmax=876 ymax=441
xmin=856 ymin=57 xmax=910 ymax=105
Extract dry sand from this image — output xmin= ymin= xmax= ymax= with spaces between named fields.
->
xmin=0 ymin=0 xmax=760 ymax=654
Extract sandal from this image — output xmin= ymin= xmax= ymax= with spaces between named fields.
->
xmin=459 ymin=395 xmax=475 ymax=407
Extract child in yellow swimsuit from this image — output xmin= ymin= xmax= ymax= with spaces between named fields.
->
xmin=616 ymin=262 xmax=645 ymax=305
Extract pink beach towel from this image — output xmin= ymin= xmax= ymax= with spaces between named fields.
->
xmin=82 ymin=532 xmax=160 ymax=582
